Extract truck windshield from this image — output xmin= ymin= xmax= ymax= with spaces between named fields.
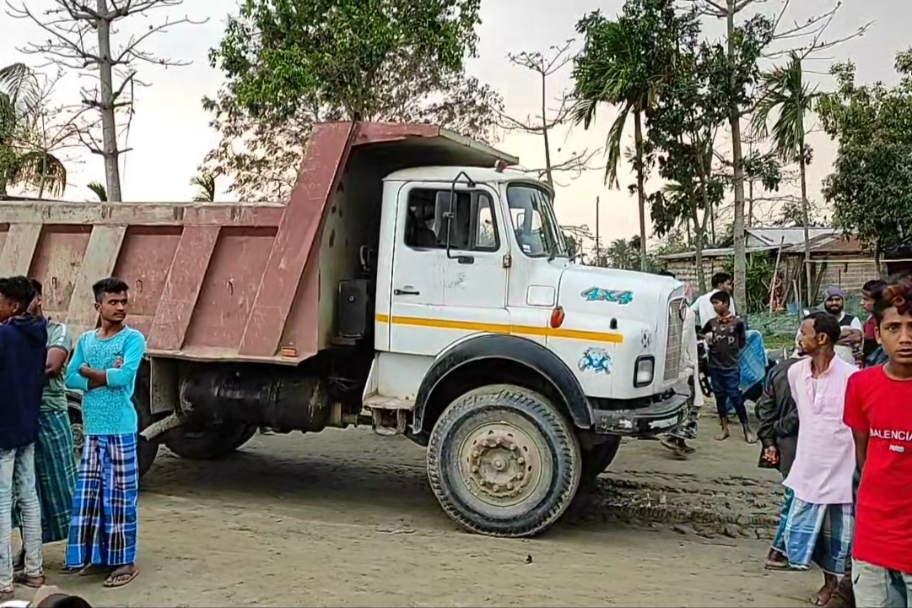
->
xmin=506 ymin=184 xmax=567 ymax=259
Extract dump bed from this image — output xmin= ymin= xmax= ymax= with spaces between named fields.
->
xmin=0 ymin=122 xmax=516 ymax=365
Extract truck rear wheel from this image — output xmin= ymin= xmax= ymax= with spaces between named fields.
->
xmin=426 ymin=384 xmax=581 ymax=538
xmin=163 ymin=424 xmax=257 ymax=460
xmin=580 ymin=437 xmax=621 ymax=487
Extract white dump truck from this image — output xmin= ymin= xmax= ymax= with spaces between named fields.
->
xmin=1 ymin=121 xmax=690 ymax=538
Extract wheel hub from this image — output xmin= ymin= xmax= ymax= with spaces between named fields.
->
xmin=464 ymin=427 xmax=539 ymax=502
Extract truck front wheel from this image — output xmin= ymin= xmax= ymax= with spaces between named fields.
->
xmin=426 ymin=384 xmax=581 ymax=538
xmin=163 ymin=424 xmax=257 ymax=460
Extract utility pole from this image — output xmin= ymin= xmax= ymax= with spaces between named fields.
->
xmin=595 ymin=195 xmax=600 ymax=266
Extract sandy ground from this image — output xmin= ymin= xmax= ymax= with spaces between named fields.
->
xmin=17 ymin=413 xmax=827 ymax=607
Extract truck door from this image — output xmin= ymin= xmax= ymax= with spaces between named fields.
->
xmin=388 ymin=183 xmax=508 ymax=356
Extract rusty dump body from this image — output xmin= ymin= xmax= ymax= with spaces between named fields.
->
xmin=0 ymin=122 xmax=515 ymax=365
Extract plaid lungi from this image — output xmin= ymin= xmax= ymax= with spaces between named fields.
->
xmin=65 ymin=434 xmax=139 ymax=568
xmin=783 ymin=496 xmax=853 ymax=575
xmin=12 ymin=408 xmax=77 ymax=543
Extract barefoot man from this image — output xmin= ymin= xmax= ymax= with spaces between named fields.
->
xmin=63 ymin=278 xmax=145 ymax=588
xmin=700 ymin=290 xmax=756 ymax=443
xmin=780 ymin=311 xmax=857 ymax=605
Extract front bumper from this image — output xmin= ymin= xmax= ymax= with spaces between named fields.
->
xmin=589 ymin=391 xmax=689 ymax=437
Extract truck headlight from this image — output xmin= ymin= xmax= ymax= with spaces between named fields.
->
xmin=634 ymin=355 xmax=654 ymax=387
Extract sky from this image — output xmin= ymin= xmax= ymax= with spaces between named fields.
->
xmin=1 ymin=0 xmax=908 ymax=246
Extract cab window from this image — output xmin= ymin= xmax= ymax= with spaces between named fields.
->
xmin=404 ymin=188 xmax=499 ymax=252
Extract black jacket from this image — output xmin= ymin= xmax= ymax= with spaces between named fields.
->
xmin=756 ymin=356 xmax=802 ymax=477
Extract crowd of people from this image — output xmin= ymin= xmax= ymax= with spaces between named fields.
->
xmin=754 ymin=277 xmax=912 ymax=608
xmin=0 ymin=275 xmax=145 ymax=603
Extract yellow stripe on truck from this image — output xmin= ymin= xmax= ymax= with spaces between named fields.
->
xmin=375 ymin=314 xmax=623 ymax=344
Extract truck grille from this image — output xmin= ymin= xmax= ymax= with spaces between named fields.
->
xmin=663 ymin=297 xmax=685 ymax=381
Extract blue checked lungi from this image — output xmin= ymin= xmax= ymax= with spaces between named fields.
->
xmin=783 ymin=496 xmax=853 ymax=575
xmin=65 ymin=434 xmax=139 ymax=568
xmin=770 ymin=486 xmax=794 ymax=557
xmin=12 ymin=408 xmax=77 ymax=543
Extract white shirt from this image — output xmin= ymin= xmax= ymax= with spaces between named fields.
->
xmin=680 ymin=306 xmax=704 ymax=407
xmin=691 ymin=290 xmax=737 ymax=328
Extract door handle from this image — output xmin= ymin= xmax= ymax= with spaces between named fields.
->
xmin=394 ymin=288 xmax=420 ymax=296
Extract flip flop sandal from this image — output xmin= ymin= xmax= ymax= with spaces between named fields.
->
xmin=0 ymin=588 xmax=14 ymax=601
xmin=103 ymin=566 xmax=139 ymax=588
xmin=13 ymin=573 xmax=46 ymax=588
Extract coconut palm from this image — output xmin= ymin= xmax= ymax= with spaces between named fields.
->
xmin=0 ymin=63 xmax=67 ymax=197
xmin=571 ymin=1 xmax=677 ymax=272
xmin=190 ymin=172 xmax=217 ymax=202
xmin=751 ymin=51 xmax=820 ymax=299
xmin=87 ymin=181 xmax=107 ymax=202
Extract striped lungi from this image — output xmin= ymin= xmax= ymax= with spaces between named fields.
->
xmin=783 ymin=496 xmax=853 ymax=575
xmin=12 ymin=409 xmax=77 ymax=543
xmin=65 ymin=434 xmax=139 ymax=568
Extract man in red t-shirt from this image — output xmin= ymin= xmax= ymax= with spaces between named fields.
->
xmin=844 ymin=278 xmax=912 ymax=607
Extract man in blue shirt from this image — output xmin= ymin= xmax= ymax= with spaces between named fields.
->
xmin=0 ymin=276 xmax=48 ymax=598
xmin=64 ymin=277 xmax=145 ymax=588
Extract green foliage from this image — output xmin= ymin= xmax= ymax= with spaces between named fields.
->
xmin=212 ymin=0 xmax=482 ymax=121
xmin=0 ymin=63 xmax=66 ymax=197
xmin=817 ymin=50 xmax=912 ymax=254
xmin=722 ymin=252 xmax=773 ymax=313
xmin=87 ymin=181 xmax=107 ymax=202
xmin=205 ymin=0 xmax=500 ymax=200
xmin=571 ymin=0 xmax=677 ymax=188
xmin=643 ymin=10 xmax=726 ymax=243
xmin=191 ymin=172 xmax=217 ymax=202
xmin=751 ymin=52 xmax=818 ymax=164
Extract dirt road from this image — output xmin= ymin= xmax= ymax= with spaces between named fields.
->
xmin=27 ymin=418 xmax=822 ymax=607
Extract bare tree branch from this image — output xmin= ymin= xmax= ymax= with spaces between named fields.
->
xmin=6 ymin=0 xmax=205 ymax=200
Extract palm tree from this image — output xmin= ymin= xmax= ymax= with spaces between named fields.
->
xmin=87 ymin=181 xmax=107 ymax=202
xmin=571 ymin=1 xmax=676 ymax=272
xmin=0 ymin=63 xmax=66 ymax=198
xmin=751 ymin=51 xmax=820 ymax=303
xmin=190 ymin=172 xmax=217 ymax=202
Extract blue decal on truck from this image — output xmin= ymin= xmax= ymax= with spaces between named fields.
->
xmin=578 ymin=347 xmax=612 ymax=375
xmin=581 ymin=287 xmax=633 ymax=305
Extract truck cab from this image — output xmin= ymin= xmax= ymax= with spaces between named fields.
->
xmin=358 ymin=163 xmax=689 ymax=536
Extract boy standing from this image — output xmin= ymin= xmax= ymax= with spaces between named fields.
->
xmin=0 ymin=276 xmax=48 ymax=598
xmin=64 ymin=278 xmax=145 ymax=588
xmin=782 ymin=312 xmax=857 ymax=606
xmin=701 ymin=290 xmax=755 ymax=443
xmin=844 ymin=279 xmax=912 ymax=607
xmin=11 ymin=279 xmax=77 ymax=572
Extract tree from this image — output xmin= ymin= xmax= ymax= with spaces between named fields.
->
xmin=751 ymin=52 xmax=820 ymax=299
xmin=499 ymin=41 xmax=599 ymax=189
xmin=818 ymin=50 xmax=912 ymax=268
xmin=190 ymin=172 xmax=216 ymax=202
xmin=87 ymin=180 xmax=107 ymax=201
xmin=0 ymin=63 xmax=68 ymax=197
xmin=643 ymin=8 xmax=727 ymax=292
xmin=9 ymin=0 xmax=203 ymax=201
xmin=682 ymin=0 xmax=867 ymax=307
xmin=205 ymin=0 xmax=501 ymax=201
xmin=571 ymin=0 xmax=679 ymax=272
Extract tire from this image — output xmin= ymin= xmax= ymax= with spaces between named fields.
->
xmin=426 ymin=384 xmax=581 ymax=538
xmin=163 ymin=424 xmax=255 ymax=460
xmin=65 ymin=389 xmax=159 ymax=480
xmin=231 ymin=426 xmax=258 ymax=450
xmin=580 ymin=436 xmax=621 ymax=486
